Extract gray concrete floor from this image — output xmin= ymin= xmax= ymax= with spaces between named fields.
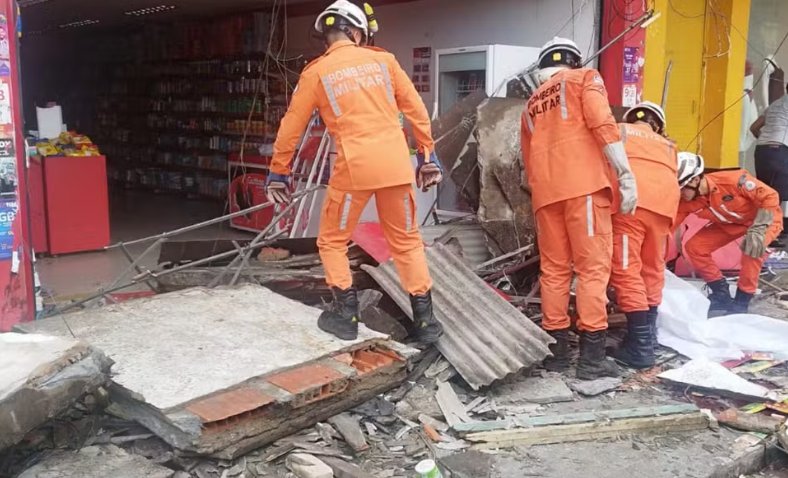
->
xmin=37 ymin=191 xmax=253 ymax=300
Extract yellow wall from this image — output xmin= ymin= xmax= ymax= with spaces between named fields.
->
xmin=644 ymin=0 xmax=751 ymax=168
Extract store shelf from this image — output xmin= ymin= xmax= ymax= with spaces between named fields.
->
xmin=111 ymin=181 xmax=227 ymax=202
xmin=97 ymin=92 xmax=280 ymax=101
xmin=148 ymin=128 xmax=273 ymax=139
xmin=114 ymin=162 xmax=227 ymax=177
xmin=96 ymin=110 xmax=268 ymax=120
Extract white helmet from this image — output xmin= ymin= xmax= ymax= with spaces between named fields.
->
xmin=624 ymin=101 xmax=667 ymax=132
xmin=538 ymin=37 xmax=583 ymax=68
xmin=677 ymin=152 xmax=705 ymax=188
xmin=315 ymin=1 xmax=378 ymax=41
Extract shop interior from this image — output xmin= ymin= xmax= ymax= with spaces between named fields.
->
xmin=19 ymin=0 xmax=527 ymax=302
xmin=20 ymin=1 xmax=326 ymax=299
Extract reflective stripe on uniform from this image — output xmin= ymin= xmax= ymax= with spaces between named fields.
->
xmin=560 ymin=79 xmax=568 ymax=119
xmin=720 ymin=204 xmax=743 ymax=219
xmin=525 ymin=112 xmax=535 ymax=133
xmin=340 ymin=193 xmax=352 ymax=230
xmin=321 ymin=76 xmax=342 ymax=116
xmin=622 ymin=234 xmax=629 ymax=270
xmin=379 ymin=62 xmax=396 ymax=103
xmin=708 ymin=206 xmax=730 ymax=223
xmin=782 ymin=201 xmax=788 ymax=218
xmin=404 ymin=193 xmax=412 ymax=232
xmin=620 ymin=124 xmax=627 ymax=143
xmin=586 ymin=195 xmax=594 ymax=237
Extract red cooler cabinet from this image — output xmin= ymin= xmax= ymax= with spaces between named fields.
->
xmin=30 ymin=155 xmax=110 ymax=254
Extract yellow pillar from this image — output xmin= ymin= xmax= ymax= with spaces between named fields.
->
xmin=643 ymin=0 xmax=751 ymax=168
xmin=698 ymin=0 xmax=751 ymax=168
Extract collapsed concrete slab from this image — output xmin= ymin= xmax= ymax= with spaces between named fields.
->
xmin=16 ymin=285 xmax=416 ymax=459
xmin=0 ymin=333 xmax=111 ymax=452
xmin=17 ymin=444 xmax=173 ymax=478
xmin=475 ymin=98 xmax=536 ymax=255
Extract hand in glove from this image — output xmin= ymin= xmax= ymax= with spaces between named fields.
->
xmin=416 ymin=151 xmax=444 ymax=192
xmin=265 ymin=173 xmax=291 ymax=204
xmin=618 ymin=172 xmax=638 ymax=215
xmin=741 ymin=208 xmax=773 ymax=258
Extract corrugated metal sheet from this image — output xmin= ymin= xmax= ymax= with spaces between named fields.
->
xmin=362 ymin=243 xmax=553 ymax=390
xmin=420 ymin=223 xmax=492 ymax=267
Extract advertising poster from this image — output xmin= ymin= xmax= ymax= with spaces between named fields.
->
xmin=0 ymin=198 xmax=15 ymax=261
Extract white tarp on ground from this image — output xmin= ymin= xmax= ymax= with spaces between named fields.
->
xmin=658 ymin=271 xmax=788 ymax=361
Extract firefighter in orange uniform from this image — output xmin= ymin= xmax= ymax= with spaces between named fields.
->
xmin=522 ymin=37 xmax=638 ymax=380
xmin=675 ymin=153 xmax=783 ymax=314
xmin=609 ymin=102 xmax=679 ymax=369
xmin=266 ymin=0 xmax=444 ymax=342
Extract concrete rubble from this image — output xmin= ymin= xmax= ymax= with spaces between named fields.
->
xmin=15 ymin=285 xmax=417 ymax=458
xmin=5 ymin=104 xmax=788 ymax=478
xmin=17 ymin=444 xmax=174 ymax=478
xmin=0 ymin=333 xmax=112 ymax=452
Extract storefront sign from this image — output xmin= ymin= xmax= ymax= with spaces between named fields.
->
xmin=623 ymin=46 xmax=640 ymax=84
xmin=0 ymin=137 xmax=13 ymax=157
xmin=412 ymin=47 xmax=432 ymax=93
xmin=0 ymin=80 xmax=10 ymax=125
xmin=0 ymin=199 xmax=16 ymax=261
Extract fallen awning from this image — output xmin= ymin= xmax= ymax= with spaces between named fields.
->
xmin=362 ymin=243 xmax=553 ymax=389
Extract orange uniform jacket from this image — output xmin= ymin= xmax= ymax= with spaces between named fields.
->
xmin=521 ymin=68 xmax=621 ymax=212
xmin=614 ymin=123 xmax=679 ymax=220
xmin=675 ymin=170 xmax=782 ymax=233
xmin=271 ymin=40 xmax=434 ymax=191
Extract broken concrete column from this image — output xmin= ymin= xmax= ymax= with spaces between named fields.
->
xmin=286 ymin=453 xmax=334 ymax=478
xmin=476 ymin=98 xmax=536 ymax=255
xmin=0 ymin=333 xmax=112 ymax=452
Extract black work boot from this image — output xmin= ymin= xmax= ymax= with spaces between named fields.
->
xmin=318 ymin=287 xmax=359 ymax=340
xmin=542 ymin=329 xmax=570 ymax=372
xmin=410 ymin=290 xmax=444 ymax=344
xmin=728 ymin=288 xmax=754 ymax=315
xmin=576 ymin=330 xmax=620 ymax=380
xmin=706 ymin=279 xmax=732 ymax=311
xmin=613 ymin=311 xmax=655 ymax=369
xmin=647 ymin=306 xmax=659 ymax=345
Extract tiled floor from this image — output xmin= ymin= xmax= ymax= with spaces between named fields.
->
xmin=37 ymin=191 xmax=253 ymax=300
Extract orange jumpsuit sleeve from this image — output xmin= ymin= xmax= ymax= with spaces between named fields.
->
xmin=390 ymin=56 xmax=434 ymax=154
xmin=672 ymin=201 xmax=697 ymax=233
xmin=580 ymin=70 xmax=621 ymax=148
xmin=743 ymin=179 xmax=782 ymax=233
xmin=270 ymin=71 xmax=320 ymax=176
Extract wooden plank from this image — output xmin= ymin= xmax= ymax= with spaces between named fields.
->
xmin=435 ymin=380 xmax=471 ymax=428
xmin=466 ymin=413 xmax=709 ymax=448
xmin=454 ymin=419 xmax=514 ymax=433
xmin=513 ymin=404 xmax=699 ymax=428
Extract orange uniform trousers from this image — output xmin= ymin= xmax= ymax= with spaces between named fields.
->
xmin=684 ymin=222 xmax=780 ymax=294
xmin=610 ymin=208 xmax=672 ymax=312
xmin=317 ymin=183 xmax=431 ymax=295
xmin=537 ymin=190 xmax=613 ymax=332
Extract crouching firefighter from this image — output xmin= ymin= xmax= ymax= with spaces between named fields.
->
xmin=521 ymin=37 xmax=639 ymax=380
xmin=265 ymin=0 xmax=444 ymax=343
xmin=675 ymin=152 xmax=783 ymax=314
xmin=609 ymin=101 xmax=679 ymax=369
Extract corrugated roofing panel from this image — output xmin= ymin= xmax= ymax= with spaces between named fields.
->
xmin=362 ymin=243 xmax=553 ymax=390
xmin=420 ymin=223 xmax=492 ymax=267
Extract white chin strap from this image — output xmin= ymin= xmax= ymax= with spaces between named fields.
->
xmin=537 ymin=67 xmax=564 ymax=85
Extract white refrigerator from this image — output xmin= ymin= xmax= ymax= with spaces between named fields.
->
xmin=432 ymin=44 xmax=541 ymax=117
xmin=431 ymin=44 xmax=541 ymax=211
